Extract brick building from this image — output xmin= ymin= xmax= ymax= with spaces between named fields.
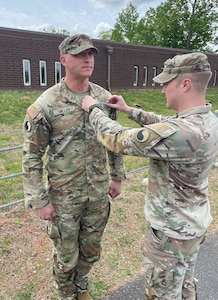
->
xmin=0 ymin=27 xmax=217 ymax=91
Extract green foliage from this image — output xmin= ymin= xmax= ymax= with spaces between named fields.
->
xmin=98 ymin=29 xmax=113 ymax=40
xmin=142 ymin=0 xmax=191 ymax=49
xmin=42 ymin=26 xmax=70 ymax=35
xmin=111 ymin=2 xmax=140 ymax=43
xmin=146 ymin=0 xmax=218 ymax=51
xmin=99 ymin=0 xmax=218 ymax=52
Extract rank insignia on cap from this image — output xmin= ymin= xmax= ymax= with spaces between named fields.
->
xmin=27 ymin=105 xmax=39 ymax=120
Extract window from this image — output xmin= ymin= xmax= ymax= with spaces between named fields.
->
xmin=133 ymin=65 xmax=139 ymax=86
xmin=213 ymin=70 xmax=217 ymax=87
xmin=143 ymin=66 xmax=148 ymax=86
xmin=152 ymin=67 xmax=157 ymax=86
xmin=55 ymin=61 xmax=62 ymax=84
xmin=23 ymin=59 xmax=31 ymax=86
xmin=39 ymin=60 xmax=47 ymax=86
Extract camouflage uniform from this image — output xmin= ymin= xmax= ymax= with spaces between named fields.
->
xmin=87 ymin=52 xmax=218 ymax=299
xmin=88 ymin=103 xmax=218 ymax=299
xmin=22 ymin=80 xmax=125 ymax=299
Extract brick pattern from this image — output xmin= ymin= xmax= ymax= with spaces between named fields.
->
xmin=0 ymin=27 xmax=217 ymax=91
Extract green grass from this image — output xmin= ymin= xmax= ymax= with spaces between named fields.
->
xmin=0 ymin=238 xmax=12 ymax=257
xmin=14 ymin=283 xmax=36 ymax=300
xmin=1 ymin=88 xmax=218 ymax=299
xmin=116 ymin=88 xmax=218 ymax=117
xmin=1 ymin=87 xmax=217 ymax=127
xmin=0 ymin=90 xmax=41 ymax=125
xmin=90 ymin=280 xmax=110 ymax=299
xmin=1 ymin=88 xmax=218 ymax=207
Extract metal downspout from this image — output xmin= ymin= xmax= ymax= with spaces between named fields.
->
xmin=106 ymin=46 xmax=113 ymax=91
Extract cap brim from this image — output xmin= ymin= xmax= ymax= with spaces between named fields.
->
xmin=153 ymin=72 xmax=178 ymax=84
xmin=67 ymin=45 xmax=99 ymax=55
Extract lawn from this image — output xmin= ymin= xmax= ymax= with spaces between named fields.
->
xmin=0 ymin=88 xmax=218 ymax=299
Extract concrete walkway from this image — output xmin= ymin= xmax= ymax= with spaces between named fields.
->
xmin=100 ymin=232 xmax=218 ymax=300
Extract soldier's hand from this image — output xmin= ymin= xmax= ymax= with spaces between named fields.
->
xmin=109 ymin=180 xmax=122 ymax=198
xmin=35 ymin=203 xmax=56 ymax=221
xmin=82 ymin=95 xmax=98 ymax=112
xmin=107 ymin=95 xmax=131 ymax=114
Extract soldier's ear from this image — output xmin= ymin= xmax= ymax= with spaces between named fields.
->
xmin=182 ymin=78 xmax=192 ymax=91
xmin=60 ymin=55 xmax=67 ymax=66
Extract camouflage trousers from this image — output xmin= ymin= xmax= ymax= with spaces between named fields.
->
xmin=47 ymin=196 xmax=110 ymax=299
xmin=142 ymin=224 xmax=206 ymax=300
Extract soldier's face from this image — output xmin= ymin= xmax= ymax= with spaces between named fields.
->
xmin=161 ymin=79 xmax=178 ymax=110
xmin=61 ymin=49 xmax=95 ymax=79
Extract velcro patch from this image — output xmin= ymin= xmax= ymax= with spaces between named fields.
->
xmin=27 ymin=105 xmax=39 ymax=120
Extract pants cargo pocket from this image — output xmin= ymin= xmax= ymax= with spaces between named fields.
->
xmin=47 ymin=217 xmax=60 ymax=246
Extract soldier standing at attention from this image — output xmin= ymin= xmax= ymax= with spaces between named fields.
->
xmin=82 ymin=52 xmax=218 ymax=300
xmin=22 ymin=34 xmax=125 ymax=300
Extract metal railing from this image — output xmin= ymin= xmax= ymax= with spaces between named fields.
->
xmin=0 ymin=145 xmax=23 ymax=152
xmin=0 ymin=145 xmax=24 ymax=209
xmin=0 ymin=145 xmax=148 ymax=210
xmin=1 ymin=147 xmax=218 ymax=210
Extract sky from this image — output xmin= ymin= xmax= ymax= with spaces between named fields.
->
xmin=0 ymin=0 xmax=162 ymax=38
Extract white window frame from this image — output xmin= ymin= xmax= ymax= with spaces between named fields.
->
xmin=133 ymin=65 xmax=139 ymax=86
xmin=143 ymin=66 xmax=148 ymax=86
xmin=39 ymin=60 xmax=47 ymax=86
xmin=152 ymin=67 xmax=157 ymax=86
xmin=23 ymin=59 xmax=31 ymax=86
xmin=55 ymin=61 xmax=62 ymax=84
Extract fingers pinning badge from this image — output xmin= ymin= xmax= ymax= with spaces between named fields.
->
xmin=25 ymin=121 xmax=31 ymax=132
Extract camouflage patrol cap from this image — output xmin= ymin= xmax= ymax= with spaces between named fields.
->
xmin=153 ymin=52 xmax=211 ymax=84
xmin=59 ymin=34 xmax=99 ymax=55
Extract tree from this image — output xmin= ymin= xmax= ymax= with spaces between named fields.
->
xmin=139 ymin=0 xmax=190 ymax=48
xmin=110 ymin=2 xmax=140 ymax=43
xmin=150 ymin=0 xmax=218 ymax=50
xmin=99 ymin=0 xmax=218 ymax=52
xmin=42 ymin=26 xmax=70 ymax=35
xmin=137 ymin=0 xmax=218 ymax=51
xmin=98 ymin=29 xmax=113 ymax=40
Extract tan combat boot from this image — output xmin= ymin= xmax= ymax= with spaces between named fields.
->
xmin=77 ymin=292 xmax=93 ymax=300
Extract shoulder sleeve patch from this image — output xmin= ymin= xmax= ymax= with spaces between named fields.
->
xmin=24 ymin=120 xmax=32 ymax=132
xmin=135 ymin=130 xmax=150 ymax=142
xmin=148 ymin=122 xmax=178 ymax=138
xmin=131 ymin=122 xmax=178 ymax=151
xmin=27 ymin=105 xmax=39 ymax=120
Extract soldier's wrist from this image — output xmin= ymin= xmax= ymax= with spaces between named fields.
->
xmin=89 ymin=103 xmax=102 ymax=115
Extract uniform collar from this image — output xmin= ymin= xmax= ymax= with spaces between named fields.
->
xmin=176 ymin=103 xmax=211 ymax=118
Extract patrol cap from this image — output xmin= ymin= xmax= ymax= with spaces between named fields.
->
xmin=153 ymin=52 xmax=211 ymax=84
xmin=59 ymin=34 xmax=99 ymax=55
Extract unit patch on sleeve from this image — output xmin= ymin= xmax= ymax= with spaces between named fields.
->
xmin=25 ymin=121 xmax=32 ymax=132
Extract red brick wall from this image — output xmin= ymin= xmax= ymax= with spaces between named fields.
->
xmin=0 ymin=27 xmax=217 ymax=91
